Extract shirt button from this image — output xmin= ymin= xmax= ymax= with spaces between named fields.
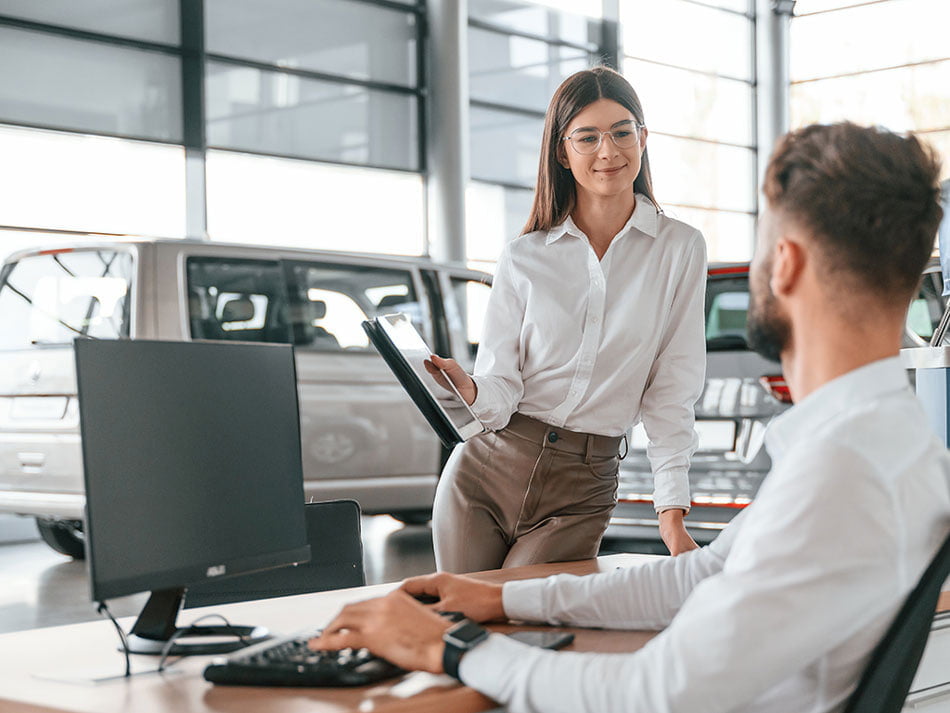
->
xmin=592 ymin=316 xmax=600 ymax=324
xmin=548 ymin=432 xmax=558 ymax=443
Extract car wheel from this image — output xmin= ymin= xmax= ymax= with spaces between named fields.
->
xmin=36 ymin=518 xmax=86 ymax=559
xmin=389 ymin=509 xmax=432 ymax=526
xmin=310 ymin=429 xmax=360 ymax=464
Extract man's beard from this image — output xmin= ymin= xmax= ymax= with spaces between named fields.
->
xmin=746 ymin=279 xmax=791 ymax=364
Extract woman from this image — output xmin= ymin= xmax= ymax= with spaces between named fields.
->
xmin=429 ymin=66 xmax=707 ymax=572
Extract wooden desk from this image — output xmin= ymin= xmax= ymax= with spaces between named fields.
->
xmin=0 ymin=554 xmax=660 ymax=713
xmin=3 ymin=555 xmax=947 ymax=713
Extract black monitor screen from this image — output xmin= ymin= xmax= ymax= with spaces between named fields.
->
xmin=76 ymin=339 xmax=309 ymax=603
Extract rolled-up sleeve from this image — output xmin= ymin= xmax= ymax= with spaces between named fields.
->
xmin=639 ymin=231 xmax=707 ymax=512
xmin=470 ymin=244 xmax=527 ymax=430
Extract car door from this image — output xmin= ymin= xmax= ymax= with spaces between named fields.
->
xmin=439 ymin=270 xmax=493 ymax=373
xmin=282 ymin=258 xmax=441 ymax=492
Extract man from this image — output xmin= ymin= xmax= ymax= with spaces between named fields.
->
xmin=311 ymin=123 xmax=950 ymax=713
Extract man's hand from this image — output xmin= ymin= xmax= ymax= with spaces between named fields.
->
xmin=401 ymin=572 xmax=505 ymax=623
xmin=308 ymin=590 xmax=453 ymax=673
xmin=423 ymin=355 xmax=478 ymax=406
xmin=658 ymin=509 xmax=699 ymax=556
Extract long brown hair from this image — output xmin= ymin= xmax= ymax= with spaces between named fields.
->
xmin=521 ymin=66 xmax=657 ymax=235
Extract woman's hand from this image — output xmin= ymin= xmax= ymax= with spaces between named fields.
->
xmin=423 ymin=355 xmax=478 ymax=406
xmin=658 ymin=509 xmax=699 ymax=556
xmin=401 ymin=572 xmax=505 ymax=623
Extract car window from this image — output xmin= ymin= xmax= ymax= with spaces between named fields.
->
xmin=285 ymin=262 xmax=421 ymax=351
xmin=449 ymin=276 xmax=492 ymax=359
xmin=186 ymin=258 xmax=291 ymax=343
xmin=908 ymin=269 xmax=946 ymax=341
xmin=0 ymin=249 xmax=133 ymax=350
xmin=705 ymin=275 xmax=749 ymax=351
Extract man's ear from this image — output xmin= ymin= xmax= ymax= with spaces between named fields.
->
xmin=771 ymin=237 xmax=805 ymax=298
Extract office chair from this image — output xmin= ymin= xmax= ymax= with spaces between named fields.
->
xmin=843 ymin=529 xmax=950 ymax=713
xmin=184 ymin=499 xmax=365 ymax=609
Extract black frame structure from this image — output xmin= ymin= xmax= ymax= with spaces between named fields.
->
xmin=0 ymin=0 xmax=428 ymax=239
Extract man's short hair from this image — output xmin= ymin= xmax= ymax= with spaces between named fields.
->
xmin=764 ymin=122 xmax=943 ymax=299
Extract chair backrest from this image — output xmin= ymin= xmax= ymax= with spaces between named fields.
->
xmin=844 ymin=530 xmax=950 ymax=713
xmin=184 ymin=499 xmax=365 ymax=609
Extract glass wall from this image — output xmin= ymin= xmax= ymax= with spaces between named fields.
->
xmin=790 ymin=0 xmax=949 ymax=180
xmin=466 ymin=0 xmax=604 ymax=270
xmin=3 ymin=0 xmax=944 ymax=271
xmin=205 ymin=151 xmax=425 ymax=255
xmin=621 ymin=0 xmax=757 ymax=262
xmin=0 ymin=0 xmax=424 ymax=263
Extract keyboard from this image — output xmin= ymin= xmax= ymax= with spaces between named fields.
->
xmin=203 ymin=629 xmax=404 ymax=687
xmin=203 ymin=605 xmax=464 ymax=688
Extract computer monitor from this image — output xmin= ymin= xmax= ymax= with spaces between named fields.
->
xmin=75 ymin=339 xmax=310 ymax=656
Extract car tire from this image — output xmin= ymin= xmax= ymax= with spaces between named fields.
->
xmin=389 ymin=510 xmax=432 ymax=526
xmin=310 ymin=427 xmax=362 ymax=465
xmin=36 ymin=518 xmax=86 ymax=559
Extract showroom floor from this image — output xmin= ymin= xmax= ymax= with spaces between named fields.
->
xmin=0 ymin=515 xmax=437 ymax=636
xmin=0 ymin=514 xmax=641 ymax=637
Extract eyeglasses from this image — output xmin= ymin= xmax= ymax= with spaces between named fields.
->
xmin=562 ymin=122 xmax=644 ymax=155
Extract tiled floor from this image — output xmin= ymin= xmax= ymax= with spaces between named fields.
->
xmin=0 ymin=515 xmax=436 ymax=636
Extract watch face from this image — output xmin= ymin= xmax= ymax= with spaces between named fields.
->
xmin=446 ymin=620 xmax=487 ymax=646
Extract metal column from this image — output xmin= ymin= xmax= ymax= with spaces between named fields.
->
xmin=180 ymin=0 xmax=208 ymax=241
xmin=755 ymin=0 xmax=794 ymax=197
xmin=426 ymin=0 xmax=469 ymax=266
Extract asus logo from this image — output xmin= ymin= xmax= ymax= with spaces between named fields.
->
xmin=206 ymin=564 xmax=226 ymax=577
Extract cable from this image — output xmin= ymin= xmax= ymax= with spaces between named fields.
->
xmin=97 ymin=601 xmax=131 ymax=678
xmin=156 ymin=613 xmax=248 ymax=673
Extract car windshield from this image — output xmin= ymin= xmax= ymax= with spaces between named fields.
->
xmin=706 ymin=275 xmax=749 ymax=351
xmin=0 ymin=249 xmax=133 ymax=350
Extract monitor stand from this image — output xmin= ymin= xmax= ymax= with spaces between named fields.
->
xmin=125 ymin=588 xmax=269 ymax=656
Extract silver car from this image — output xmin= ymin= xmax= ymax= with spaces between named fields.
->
xmin=606 ymin=260 xmax=946 ymax=550
xmin=0 ymin=239 xmax=492 ymax=558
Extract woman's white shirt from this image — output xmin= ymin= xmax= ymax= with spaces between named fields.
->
xmin=470 ymin=196 xmax=707 ymax=512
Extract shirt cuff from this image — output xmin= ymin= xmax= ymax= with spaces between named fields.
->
xmin=469 ymin=376 xmax=513 ymax=430
xmin=469 ymin=376 xmax=498 ymax=424
xmin=457 ymin=633 xmax=530 ymax=695
xmin=502 ymin=578 xmax=548 ymax=622
xmin=656 ymin=504 xmax=690 ymax=514
xmin=652 ymin=467 xmax=691 ymax=513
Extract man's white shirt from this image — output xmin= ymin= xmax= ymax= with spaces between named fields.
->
xmin=470 ymin=196 xmax=707 ymax=511
xmin=460 ymin=357 xmax=950 ymax=713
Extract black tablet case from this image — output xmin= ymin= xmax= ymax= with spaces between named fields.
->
xmin=361 ymin=318 xmax=463 ymax=448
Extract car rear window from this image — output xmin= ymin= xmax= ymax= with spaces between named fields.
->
xmin=0 ymin=249 xmax=133 ymax=350
xmin=706 ymin=275 xmax=749 ymax=351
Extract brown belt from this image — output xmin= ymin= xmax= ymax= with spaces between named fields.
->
xmin=505 ymin=413 xmax=624 ymax=461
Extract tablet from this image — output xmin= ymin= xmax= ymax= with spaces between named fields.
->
xmin=362 ymin=313 xmax=487 ymax=447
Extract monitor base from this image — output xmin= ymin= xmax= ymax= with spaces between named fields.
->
xmin=126 ymin=625 xmax=270 ymax=656
xmin=124 ymin=588 xmax=270 ymax=656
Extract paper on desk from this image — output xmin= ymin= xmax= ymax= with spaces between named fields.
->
xmin=34 ymin=657 xmax=189 ymax=685
xmin=386 ymin=670 xmax=457 ymax=698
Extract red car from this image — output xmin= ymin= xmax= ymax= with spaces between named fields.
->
xmin=606 ymin=260 xmax=944 ymax=551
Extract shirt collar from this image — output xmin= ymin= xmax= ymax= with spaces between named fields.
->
xmin=544 ymin=194 xmax=659 ymax=245
xmin=764 ymin=356 xmax=909 ymax=463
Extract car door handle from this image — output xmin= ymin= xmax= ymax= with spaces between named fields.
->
xmin=18 ymin=452 xmax=46 ymax=473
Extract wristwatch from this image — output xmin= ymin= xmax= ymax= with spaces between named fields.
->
xmin=442 ymin=618 xmax=489 ymax=681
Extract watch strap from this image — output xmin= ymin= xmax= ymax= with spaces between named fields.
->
xmin=442 ymin=619 xmax=488 ymax=681
xmin=442 ymin=638 xmax=465 ymax=681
